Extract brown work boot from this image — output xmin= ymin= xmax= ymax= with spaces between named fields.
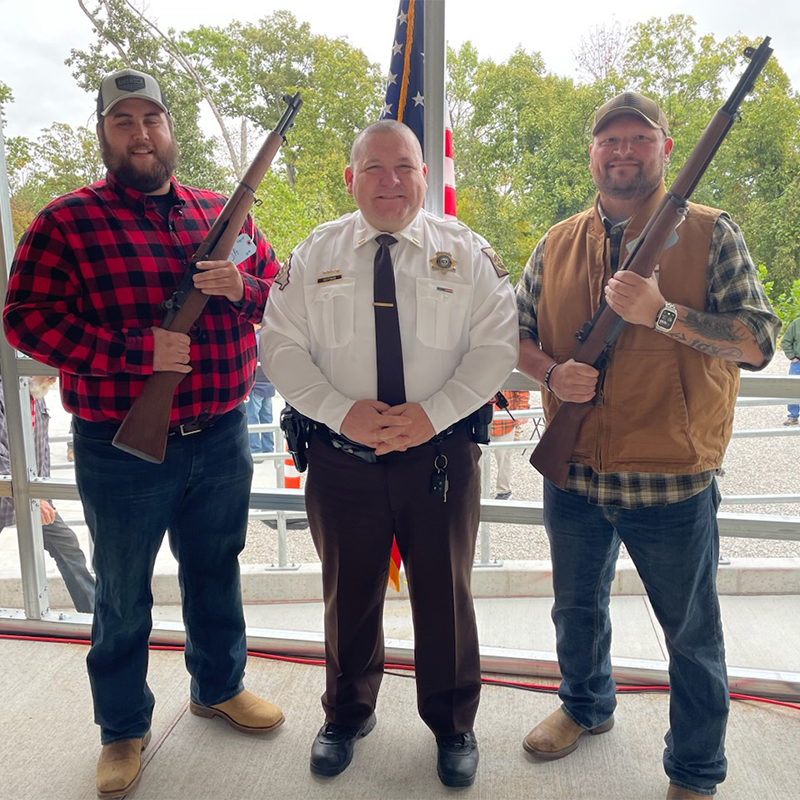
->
xmin=189 ymin=688 xmax=285 ymax=734
xmin=523 ymin=707 xmax=614 ymax=760
xmin=666 ymin=786 xmax=711 ymax=799
xmin=96 ymin=731 xmax=151 ymax=799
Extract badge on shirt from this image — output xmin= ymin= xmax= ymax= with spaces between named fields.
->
xmin=228 ymin=233 xmax=257 ymax=266
xmin=275 ymin=253 xmax=292 ymax=290
xmin=482 ymin=247 xmax=508 ymax=278
xmin=430 ymin=252 xmax=457 ymax=273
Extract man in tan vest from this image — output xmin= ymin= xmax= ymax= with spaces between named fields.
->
xmin=516 ymin=92 xmax=779 ymax=799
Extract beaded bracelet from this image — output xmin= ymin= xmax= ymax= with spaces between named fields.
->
xmin=543 ymin=362 xmax=558 ymax=392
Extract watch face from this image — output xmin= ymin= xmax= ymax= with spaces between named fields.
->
xmin=656 ymin=305 xmax=677 ymax=332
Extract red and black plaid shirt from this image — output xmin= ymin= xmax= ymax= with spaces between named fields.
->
xmin=3 ymin=174 xmax=279 ymax=424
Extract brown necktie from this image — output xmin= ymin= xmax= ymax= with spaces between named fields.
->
xmin=373 ymin=234 xmax=406 ymax=406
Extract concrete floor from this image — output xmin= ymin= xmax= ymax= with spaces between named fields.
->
xmin=1 ymin=634 xmax=798 ymax=800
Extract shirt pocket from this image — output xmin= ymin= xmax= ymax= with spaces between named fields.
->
xmin=415 ymin=278 xmax=470 ymax=350
xmin=304 ymin=278 xmax=356 ymax=348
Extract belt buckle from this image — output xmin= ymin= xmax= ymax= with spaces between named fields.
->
xmin=178 ymin=423 xmax=203 ymax=436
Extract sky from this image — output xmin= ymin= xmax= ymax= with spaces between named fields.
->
xmin=0 ymin=0 xmax=798 ymax=141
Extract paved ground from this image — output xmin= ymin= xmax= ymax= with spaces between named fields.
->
xmin=2 ymin=636 xmax=798 ymax=800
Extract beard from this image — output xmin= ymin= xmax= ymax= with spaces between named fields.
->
xmin=99 ymin=130 xmax=180 ymax=194
xmin=593 ymin=161 xmax=663 ymax=201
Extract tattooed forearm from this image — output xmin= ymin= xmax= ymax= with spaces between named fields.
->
xmin=682 ymin=310 xmax=745 ymax=343
xmin=666 ymin=330 xmax=743 ymax=360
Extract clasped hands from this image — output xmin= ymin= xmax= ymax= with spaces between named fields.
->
xmin=340 ymin=398 xmax=435 ymax=455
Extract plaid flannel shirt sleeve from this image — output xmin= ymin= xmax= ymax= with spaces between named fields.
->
xmin=235 ymin=215 xmax=279 ymax=324
xmin=3 ymin=211 xmax=155 ymax=376
xmin=516 ymin=234 xmax=547 ymax=344
xmin=705 ymin=215 xmax=781 ymax=371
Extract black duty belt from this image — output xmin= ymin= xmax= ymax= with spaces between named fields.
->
xmin=324 ymin=416 xmax=471 ymax=465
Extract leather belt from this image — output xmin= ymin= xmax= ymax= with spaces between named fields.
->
xmin=168 ymin=415 xmax=221 ymax=437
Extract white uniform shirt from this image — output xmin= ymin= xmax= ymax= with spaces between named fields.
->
xmin=261 ymin=209 xmax=519 ymax=434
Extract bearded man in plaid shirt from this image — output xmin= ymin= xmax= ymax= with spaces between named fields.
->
xmin=4 ymin=69 xmax=283 ymax=799
xmin=515 ymin=92 xmax=779 ymax=799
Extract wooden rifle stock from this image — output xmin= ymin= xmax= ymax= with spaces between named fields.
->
xmin=530 ymin=37 xmax=773 ymax=487
xmin=112 ymin=92 xmax=302 ymax=463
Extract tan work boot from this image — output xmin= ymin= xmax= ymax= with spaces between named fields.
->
xmin=96 ymin=730 xmax=151 ymax=799
xmin=523 ymin=707 xmax=614 ymax=760
xmin=189 ymin=688 xmax=285 ymax=734
xmin=667 ymin=786 xmax=711 ymax=799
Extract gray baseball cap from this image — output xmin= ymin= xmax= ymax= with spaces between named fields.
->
xmin=592 ymin=91 xmax=669 ymax=137
xmin=97 ymin=69 xmax=169 ymax=117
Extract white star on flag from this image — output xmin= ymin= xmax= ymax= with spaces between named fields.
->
xmin=387 ymin=71 xmax=397 ymax=86
xmin=381 ymin=102 xmax=393 ymax=117
xmin=392 ymin=40 xmax=403 ymax=56
xmin=412 ymin=92 xmax=424 ymax=106
xmin=397 ymin=10 xmax=408 ymax=24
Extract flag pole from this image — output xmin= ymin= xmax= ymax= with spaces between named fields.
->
xmin=423 ymin=0 xmax=446 ymax=218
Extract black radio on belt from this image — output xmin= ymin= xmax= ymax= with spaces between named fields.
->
xmin=280 ymin=405 xmax=313 ymax=473
xmin=466 ymin=403 xmax=494 ymax=445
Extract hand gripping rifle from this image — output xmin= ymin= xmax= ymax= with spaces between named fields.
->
xmin=112 ymin=92 xmax=303 ymax=464
xmin=529 ymin=37 xmax=772 ymax=488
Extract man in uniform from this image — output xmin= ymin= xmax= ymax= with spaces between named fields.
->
xmin=4 ymin=69 xmax=284 ymax=799
xmin=515 ymin=92 xmax=779 ymax=799
xmin=261 ymin=119 xmax=518 ymax=787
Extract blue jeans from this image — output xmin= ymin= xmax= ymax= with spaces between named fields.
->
xmin=787 ymin=359 xmax=800 ymax=418
xmin=73 ymin=409 xmax=253 ymax=744
xmin=543 ymin=479 xmax=728 ymax=795
xmin=245 ymin=391 xmax=274 ymax=452
xmin=43 ymin=512 xmax=96 ymax=612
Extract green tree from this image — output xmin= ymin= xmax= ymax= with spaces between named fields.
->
xmin=70 ymin=0 xmax=231 ymax=191
xmin=614 ymin=17 xmax=800 ymax=292
xmin=4 ymin=123 xmax=105 ymax=241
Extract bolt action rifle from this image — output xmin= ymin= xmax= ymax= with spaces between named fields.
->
xmin=529 ymin=37 xmax=773 ymax=487
xmin=112 ymin=92 xmax=302 ymax=463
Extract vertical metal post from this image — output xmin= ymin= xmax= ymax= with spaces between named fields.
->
xmin=477 ymin=444 xmax=492 ymax=565
xmin=0 ymin=108 xmax=50 ymax=619
xmin=423 ymin=0 xmax=446 ymax=217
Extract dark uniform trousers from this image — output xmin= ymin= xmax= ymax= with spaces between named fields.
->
xmin=304 ymin=425 xmax=482 ymax=737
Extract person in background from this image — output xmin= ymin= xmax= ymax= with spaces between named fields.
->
xmin=515 ymin=91 xmax=779 ymax=799
xmin=490 ymin=390 xmax=529 ymax=500
xmin=246 ymin=328 xmax=275 ymax=453
xmin=0 ymin=373 xmax=95 ymax=613
xmin=3 ymin=68 xmax=283 ymax=800
xmin=780 ymin=314 xmax=800 ymax=425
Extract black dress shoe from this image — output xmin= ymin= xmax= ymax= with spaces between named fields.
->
xmin=436 ymin=730 xmax=479 ymax=787
xmin=309 ymin=713 xmax=376 ymax=777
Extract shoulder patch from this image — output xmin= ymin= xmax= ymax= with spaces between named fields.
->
xmin=482 ymin=247 xmax=508 ymax=278
xmin=274 ymin=253 xmax=292 ymax=290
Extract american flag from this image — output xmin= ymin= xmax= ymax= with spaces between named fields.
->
xmin=381 ymin=0 xmax=457 ymax=219
xmin=381 ymin=0 xmax=458 ymax=592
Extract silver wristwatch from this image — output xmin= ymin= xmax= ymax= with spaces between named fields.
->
xmin=654 ymin=302 xmax=678 ymax=333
